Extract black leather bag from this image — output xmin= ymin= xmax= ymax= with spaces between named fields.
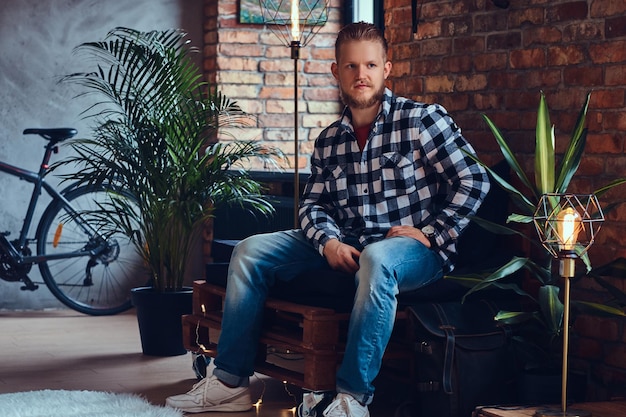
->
xmin=398 ymin=300 xmax=518 ymax=417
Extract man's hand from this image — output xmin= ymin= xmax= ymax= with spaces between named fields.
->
xmin=386 ymin=225 xmax=431 ymax=248
xmin=322 ymin=239 xmax=361 ymax=275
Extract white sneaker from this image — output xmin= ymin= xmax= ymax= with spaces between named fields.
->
xmin=323 ymin=393 xmax=370 ymax=417
xmin=165 ymin=375 xmax=252 ymax=413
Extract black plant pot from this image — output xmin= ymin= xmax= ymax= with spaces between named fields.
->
xmin=131 ymin=286 xmax=193 ymax=356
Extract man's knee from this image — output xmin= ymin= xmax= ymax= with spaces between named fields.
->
xmin=359 ymin=244 xmax=394 ymax=271
xmin=235 ymin=233 xmax=266 ymax=251
xmin=231 ymin=231 xmax=280 ymax=260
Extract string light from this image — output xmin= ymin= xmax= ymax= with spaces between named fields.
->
xmin=194 ymin=304 xmax=208 ymax=352
xmin=281 ymin=380 xmax=300 ymax=416
xmin=253 ymin=374 xmax=267 ymax=413
xmin=254 ymin=398 xmax=263 ymax=412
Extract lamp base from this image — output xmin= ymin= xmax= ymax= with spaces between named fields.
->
xmin=534 ymin=408 xmax=592 ymax=417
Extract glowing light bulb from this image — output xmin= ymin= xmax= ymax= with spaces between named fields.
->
xmin=291 ymin=0 xmax=300 ymax=40
xmin=556 ymin=207 xmax=581 ymax=251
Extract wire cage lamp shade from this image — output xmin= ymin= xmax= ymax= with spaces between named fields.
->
xmin=533 ymin=193 xmax=604 ymax=260
xmin=258 ymin=0 xmax=330 ymax=48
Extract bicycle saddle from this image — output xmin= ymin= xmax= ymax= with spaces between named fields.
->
xmin=23 ymin=128 xmax=77 ymax=142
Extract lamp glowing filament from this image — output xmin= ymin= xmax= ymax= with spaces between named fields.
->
xmin=291 ymin=0 xmax=300 ymax=40
xmin=557 ymin=207 xmax=581 ymax=250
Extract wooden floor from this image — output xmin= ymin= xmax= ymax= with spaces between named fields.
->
xmin=0 ymin=308 xmax=400 ymax=417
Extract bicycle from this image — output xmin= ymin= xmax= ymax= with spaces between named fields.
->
xmin=0 ymin=128 xmax=146 ymax=315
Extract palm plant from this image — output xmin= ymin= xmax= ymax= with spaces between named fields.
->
xmin=449 ymin=91 xmax=626 ymax=368
xmin=55 ymin=27 xmax=282 ymax=292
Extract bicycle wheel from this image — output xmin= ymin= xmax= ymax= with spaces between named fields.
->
xmin=36 ymin=185 xmax=147 ymax=315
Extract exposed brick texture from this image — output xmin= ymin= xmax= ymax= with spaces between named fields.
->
xmin=204 ymin=0 xmax=626 ymax=401
xmin=204 ymin=0 xmax=342 ymax=171
xmin=384 ymin=0 xmax=626 ymax=400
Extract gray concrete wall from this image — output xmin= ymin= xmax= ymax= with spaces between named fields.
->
xmin=0 ymin=0 xmax=203 ymax=310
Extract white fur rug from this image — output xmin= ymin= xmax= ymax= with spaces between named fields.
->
xmin=0 ymin=390 xmax=183 ymax=417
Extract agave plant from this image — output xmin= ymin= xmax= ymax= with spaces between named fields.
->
xmin=449 ymin=91 xmax=626 ymax=368
xmin=54 ymin=27 xmax=283 ymax=292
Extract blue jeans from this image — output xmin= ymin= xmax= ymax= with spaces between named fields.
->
xmin=213 ymin=229 xmax=443 ymax=405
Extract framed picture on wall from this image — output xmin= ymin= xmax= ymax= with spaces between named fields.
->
xmin=239 ymin=0 xmax=264 ymax=24
xmin=239 ymin=0 xmax=329 ymax=26
xmin=239 ymin=1 xmax=383 ymax=29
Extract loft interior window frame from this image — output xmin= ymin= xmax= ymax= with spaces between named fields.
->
xmin=345 ymin=0 xmax=384 ymax=31
xmin=353 ymin=0 xmax=375 ymax=23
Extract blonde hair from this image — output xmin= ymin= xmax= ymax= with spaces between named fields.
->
xmin=335 ymin=21 xmax=388 ymax=61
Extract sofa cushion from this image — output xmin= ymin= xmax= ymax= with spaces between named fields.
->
xmin=206 ymin=261 xmax=476 ymax=313
xmin=207 ymin=160 xmax=513 ymax=312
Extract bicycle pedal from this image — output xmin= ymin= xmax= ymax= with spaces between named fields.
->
xmin=20 ymin=276 xmax=39 ymax=291
xmin=21 ymin=283 xmax=39 ymax=291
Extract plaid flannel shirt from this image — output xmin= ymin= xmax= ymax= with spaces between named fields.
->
xmin=299 ymin=88 xmax=490 ymax=272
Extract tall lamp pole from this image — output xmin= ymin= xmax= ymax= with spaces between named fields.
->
xmin=533 ymin=193 xmax=604 ymax=417
xmin=291 ymin=38 xmax=300 ymax=227
xmin=259 ymin=0 xmax=329 ymax=227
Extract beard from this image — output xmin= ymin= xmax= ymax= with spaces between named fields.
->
xmin=339 ymin=83 xmax=385 ymax=110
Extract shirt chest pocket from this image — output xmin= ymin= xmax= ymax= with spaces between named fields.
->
xmin=323 ymin=165 xmax=349 ymax=207
xmin=379 ymin=152 xmax=417 ymax=197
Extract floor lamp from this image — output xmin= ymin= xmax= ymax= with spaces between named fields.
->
xmin=258 ymin=0 xmax=329 ymax=227
xmin=532 ymin=193 xmax=604 ymax=417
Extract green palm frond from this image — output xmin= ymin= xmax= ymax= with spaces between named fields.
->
xmin=451 ymin=256 xmax=531 ymax=301
xmin=481 ymin=115 xmax=535 ymax=199
xmin=537 ymin=285 xmax=563 ymax=335
xmin=595 ymin=178 xmax=626 ymax=198
xmin=451 ymin=91 xmax=626 ymax=367
xmin=463 ymin=151 xmax=536 ymax=215
xmin=534 ymin=92 xmax=555 ymax=195
xmin=555 ymin=92 xmax=590 ymax=193
xmin=54 ymin=27 xmax=285 ymax=291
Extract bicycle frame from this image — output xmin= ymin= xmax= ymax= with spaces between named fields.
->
xmin=0 ymin=145 xmax=103 ymax=266
xmin=0 ymin=129 xmax=144 ymax=315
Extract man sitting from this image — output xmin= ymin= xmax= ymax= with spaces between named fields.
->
xmin=166 ymin=21 xmax=490 ymax=417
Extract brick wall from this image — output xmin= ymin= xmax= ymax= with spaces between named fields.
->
xmin=385 ymin=0 xmax=626 ymax=264
xmin=203 ymin=0 xmax=626 ymax=402
xmin=384 ymin=0 xmax=626 ymax=401
xmin=204 ymin=0 xmax=344 ymax=171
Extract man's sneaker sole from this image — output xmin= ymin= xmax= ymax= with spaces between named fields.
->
xmin=165 ymin=374 xmax=253 ymax=413
xmin=166 ymin=402 xmax=252 ymax=413
xmin=166 ymin=392 xmax=252 ymax=413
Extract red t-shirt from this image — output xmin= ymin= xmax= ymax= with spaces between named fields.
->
xmin=354 ymin=125 xmax=370 ymax=151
